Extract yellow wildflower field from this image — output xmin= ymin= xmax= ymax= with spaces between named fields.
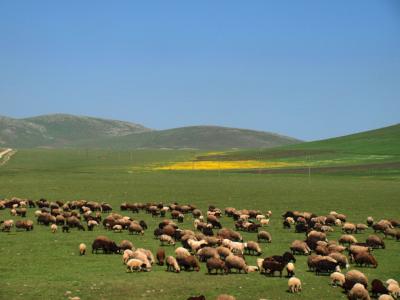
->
xmin=154 ymin=160 xmax=294 ymax=170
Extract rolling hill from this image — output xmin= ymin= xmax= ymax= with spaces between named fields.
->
xmin=0 ymin=114 xmax=301 ymax=149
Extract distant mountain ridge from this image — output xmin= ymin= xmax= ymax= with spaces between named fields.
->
xmin=0 ymin=114 xmax=301 ymax=149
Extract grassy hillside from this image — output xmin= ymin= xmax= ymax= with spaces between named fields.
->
xmin=0 ymin=149 xmax=399 ymax=300
xmin=80 ymin=126 xmax=301 ymax=150
xmin=0 ymin=114 xmax=150 ymax=148
xmin=194 ymin=124 xmax=400 ymax=174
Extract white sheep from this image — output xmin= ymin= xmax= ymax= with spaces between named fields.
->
xmin=256 ymin=258 xmax=264 ymax=273
xmin=260 ymin=219 xmax=270 ymax=226
xmin=166 ymin=256 xmax=180 ymax=273
xmin=113 ymin=225 xmax=123 ymax=233
xmin=122 ymin=249 xmax=134 ymax=264
xmin=330 ymin=272 xmax=345 ymax=287
xmin=286 ymin=262 xmax=295 ymax=277
xmin=79 ymin=243 xmax=86 ymax=256
xmin=160 ymin=234 xmax=176 ymax=246
xmin=126 ymin=258 xmax=144 ymax=272
xmin=51 ymin=224 xmax=57 ymax=233
xmin=175 ymin=247 xmax=191 ymax=259
xmin=288 ymin=277 xmax=302 ymax=293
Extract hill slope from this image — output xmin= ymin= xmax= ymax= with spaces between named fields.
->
xmin=0 ymin=114 xmax=150 ymax=148
xmin=0 ymin=114 xmax=301 ymax=149
xmin=79 ymin=126 xmax=301 ymax=149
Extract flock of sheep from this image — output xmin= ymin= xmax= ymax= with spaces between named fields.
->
xmin=1 ymin=197 xmax=399 ymax=300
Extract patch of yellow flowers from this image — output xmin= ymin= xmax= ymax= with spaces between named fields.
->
xmin=154 ymin=160 xmax=293 ymax=171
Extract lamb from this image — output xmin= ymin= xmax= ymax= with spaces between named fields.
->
xmin=126 ymin=258 xmax=145 ymax=272
xmin=225 ymin=255 xmax=248 ymax=274
xmin=286 ymin=262 xmax=295 ymax=277
xmin=330 ymin=271 xmax=345 ymax=286
xmin=245 ymin=241 xmax=262 ymax=256
xmin=79 ymin=243 xmax=86 ymax=256
xmin=257 ymin=231 xmax=272 ymax=243
xmin=166 ymin=256 xmax=180 ymax=273
xmin=344 ymin=270 xmax=368 ymax=291
xmin=206 ymin=257 xmax=226 ymax=274
xmin=160 ymin=234 xmax=176 ymax=246
xmin=175 ymin=247 xmax=191 ymax=259
xmin=371 ymin=279 xmax=389 ymax=297
xmin=156 ymin=248 xmax=165 ymax=266
xmin=348 ymin=283 xmax=370 ymax=300
xmin=288 ymin=277 xmax=302 ymax=293
xmin=51 ymin=224 xmax=58 ymax=233
xmin=290 ymin=240 xmax=311 ymax=255
xmin=352 ymin=252 xmax=378 ymax=268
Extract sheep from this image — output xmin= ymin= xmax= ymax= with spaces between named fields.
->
xmin=136 ymin=248 xmax=155 ymax=265
xmin=288 ymin=277 xmax=302 ymax=293
xmin=79 ymin=243 xmax=86 ymax=256
xmin=119 ymin=240 xmax=134 ymax=251
xmin=177 ymin=255 xmax=200 ymax=272
xmin=260 ymin=219 xmax=270 ymax=227
xmin=329 ymin=252 xmax=349 ymax=269
xmin=175 ymin=247 xmax=191 ymax=259
xmin=126 ymin=258 xmax=144 ymax=272
xmin=290 ymin=240 xmax=311 ymax=255
xmin=348 ymin=283 xmax=370 ymax=300
xmin=216 ymin=246 xmax=232 ymax=260
xmin=246 ymin=265 xmax=259 ymax=273
xmin=366 ymin=216 xmax=374 ymax=226
xmin=131 ymin=250 xmax=152 ymax=271
xmin=229 ymin=241 xmax=246 ymax=255
xmin=160 ymin=234 xmax=176 ymax=246
xmin=188 ymin=239 xmax=208 ymax=253
xmin=156 ymin=248 xmax=165 ymax=266
xmin=113 ymin=224 xmax=123 ymax=233
xmin=328 ymin=244 xmax=347 ymax=253
xmin=197 ymin=247 xmax=219 ymax=262
xmin=386 ymin=279 xmax=399 ymax=286
xmin=371 ymin=279 xmax=389 ymax=297
xmin=344 ymin=270 xmax=368 ymax=291
xmin=330 ymin=271 xmax=345 ymax=286
xmin=206 ymin=257 xmax=226 ymax=274
xmin=342 ymin=223 xmax=357 ymax=234
xmin=245 ymin=241 xmax=262 ymax=256
xmin=352 ymin=252 xmax=378 ymax=268
xmin=339 ymin=234 xmax=358 ymax=245
xmin=257 ymin=258 xmax=265 ymax=273
xmin=122 ymin=249 xmax=134 ymax=264
xmin=257 ymin=231 xmax=272 ymax=243
xmin=1 ymin=219 xmax=14 ymax=232
xmin=384 ymin=228 xmax=400 ymax=240
xmin=366 ymin=235 xmax=385 ymax=249
xmin=166 ymin=256 xmax=180 ymax=273
xmin=225 ymin=254 xmax=248 ymax=274
xmin=15 ymin=220 xmax=34 ymax=231
xmin=51 ymin=224 xmax=57 ymax=233
xmin=286 ymin=262 xmax=295 ymax=277
xmin=387 ymin=284 xmax=400 ymax=299
xmin=356 ymin=224 xmax=368 ymax=233
xmin=129 ymin=223 xmax=144 ymax=235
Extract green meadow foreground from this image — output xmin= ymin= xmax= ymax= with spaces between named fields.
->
xmin=0 ymin=145 xmax=399 ymax=299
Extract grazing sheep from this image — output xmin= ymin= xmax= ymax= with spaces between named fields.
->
xmin=225 ymin=255 xmax=248 ymax=274
xmin=371 ymin=279 xmax=389 ymax=297
xmin=288 ymin=277 xmax=302 ymax=293
xmin=206 ymin=257 xmax=226 ymax=274
xmin=352 ymin=252 xmax=378 ymax=268
xmin=92 ymin=236 xmax=120 ymax=254
xmin=245 ymin=241 xmax=262 ymax=256
xmin=342 ymin=223 xmax=357 ymax=234
xmin=330 ymin=271 xmax=345 ymax=287
xmin=329 ymin=252 xmax=349 ymax=269
xmin=175 ymin=247 xmax=191 ymax=259
xmin=126 ymin=258 xmax=144 ymax=272
xmin=356 ymin=224 xmax=368 ymax=233
xmin=348 ymin=283 xmax=370 ymax=300
xmin=160 ymin=234 xmax=176 ymax=246
xmin=197 ymin=247 xmax=219 ymax=262
xmin=386 ymin=279 xmax=399 ymax=286
xmin=113 ymin=225 xmax=123 ymax=233
xmin=256 ymin=258 xmax=265 ymax=273
xmin=156 ymin=248 xmax=165 ymax=266
xmin=131 ymin=251 xmax=152 ymax=271
xmin=257 ymin=231 xmax=272 ymax=243
xmin=119 ymin=240 xmax=134 ymax=251
xmin=290 ymin=240 xmax=311 ymax=255
xmin=1 ymin=219 xmax=14 ymax=232
xmin=15 ymin=220 xmax=34 ymax=231
xmin=129 ymin=223 xmax=144 ymax=235
xmin=136 ymin=248 xmax=155 ymax=265
xmin=344 ymin=270 xmax=368 ymax=291
xmin=366 ymin=235 xmax=385 ymax=249
xmin=188 ymin=239 xmax=208 ymax=253
xmin=216 ymin=246 xmax=232 ymax=260
xmin=286 ymin=262 xmax=295 ymax=277
xmin=384 ymin=228 xmax=400 ymax=240
xmin=166 ymin=256 xmax=180 ymax=273
xmin=79 ymin=243 xmax=86 ymax=256
xmin=246 ymin=265 xmax=259 ymax=272
xmin=387 ymin=283 xmax=400 ymax=299
xmin=339 ymin=234 xmax=358 ymax=245
xmin=51 ymin=224 xmax=57 ymax=233
xmin=260 ymin=219 xmax=270 ymax=226
xmin=123 ymin=249 xmax=134 ymax=264
xmin=177 ymin=255 xmax=200 ymax=272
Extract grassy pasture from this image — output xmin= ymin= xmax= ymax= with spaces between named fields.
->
xmin=0 ymin=149 xmax=399 ymax=300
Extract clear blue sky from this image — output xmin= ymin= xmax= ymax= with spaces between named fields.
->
xmin=1 ymin=1 xmax=399 ymax=140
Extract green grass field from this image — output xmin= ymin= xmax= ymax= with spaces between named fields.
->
xmin=0 ymin=146 xmax=399 ymax=299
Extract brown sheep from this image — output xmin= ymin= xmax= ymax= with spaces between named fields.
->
xmin=348 ymin=283 xmax=370 ymax=300
xmin=206 ymin=257 xmax=226 ymax=274
xmin=290 ymin=240 xmax=311 ymax=255
xmin=166 ymin=256 xmax=180 ymax=273
xmin=225 ymin=255 xmax=248 ymax=274
xmin=339 ymin=234 xmax=357 ymax=245
xmin=119 ymin=240 xmax=134 ymax=251
xmin=344 ymin=270 xmax=368 ymax=291
xmin=156 ymin=248 xmax=165 ymax=266
xmin=245 ymin=241 xmax=262 ymax=256
xmin=352 ymin=252 xmax=378 ymax=268
xmin=177 ymin=255 xmax=200 ymax=272
xmin=129 ymin=223 xmax=144 ymax=235
xmin=366 ymin=235 xmax=385 ymax=249
xmin=197 ymin=247 xmax=219 ymax=262
xmin=257 ymin=231 xmax=272 ymax=243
